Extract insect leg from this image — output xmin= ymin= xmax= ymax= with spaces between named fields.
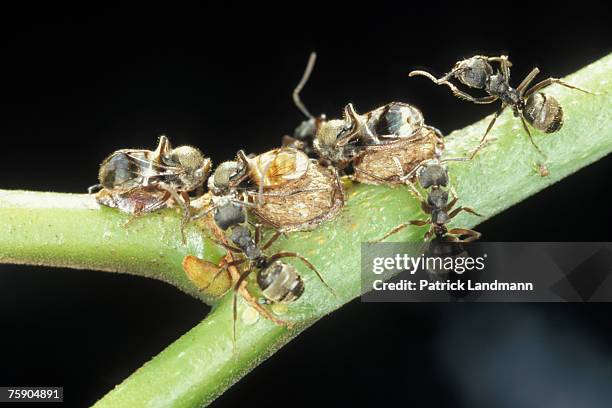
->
xmin=447 ymin=206 xmax=482 ymax=219
xmin=447 ymin=228 xmax=482 ymax=243
xmin=519 ymin=116 xmax=546 ymax=157
xmin=233 ymin=262 xmax=256 ymax=351
xmin=468 ymin=105 xmax=506 ymax=160
xmin=523 ymin=77 xmax=596 ymax=97
xmin=268 ymin=251 xmax=336 ymax=297
xmin=517 ymin=68 xmax=541 ymax=94
xmin=261 ymin=231 xmax=282 ymax=250
xmin=375 ymin=219 xmax=430 ymax=243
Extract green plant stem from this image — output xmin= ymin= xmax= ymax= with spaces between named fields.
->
xmin=0 ymin=53 xmax=610 ymax=407
xmin=0 ymin=191 xmax=226 ymax=304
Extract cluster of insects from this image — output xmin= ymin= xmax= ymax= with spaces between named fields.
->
xmin=90 ymin=52 xmax=591 ymax=333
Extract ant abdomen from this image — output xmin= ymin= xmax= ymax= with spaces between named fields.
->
xmin=257 ymin=261 xmax=305 ymax=303
xmin=523 ymin=92 xmax=564 ymax=133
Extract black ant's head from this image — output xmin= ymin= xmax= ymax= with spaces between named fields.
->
xmin=454 ymin=56 xmax=493 ymax=89
xmin=418 ymin=163 xmax=449 ymax=189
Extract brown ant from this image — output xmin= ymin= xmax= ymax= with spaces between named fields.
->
xmin=409 ymin=55 xmax=594 ymax=158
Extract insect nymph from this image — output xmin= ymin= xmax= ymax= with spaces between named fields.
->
xmin=340 ymin=102 xmax=445 ymax=186
xmin=91 ymin=135 xmax=211 ymax=228
xmin=283 ymin=52 xmax=441 ymax=184
xmin=409 ymin=55 xmax=594 ymax=157
xmin=231 ymin=148 xmax=344 ymax=232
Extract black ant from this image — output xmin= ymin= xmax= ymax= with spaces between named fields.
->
xmin=376 ymin=158 xmax=481 ymax=243
xmin=190 ymin=161 xmax=335 ymax=339
xmin=409 ymin=55 xmax=594 ymax=158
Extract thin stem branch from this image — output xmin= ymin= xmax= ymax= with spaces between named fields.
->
xmin=0 ymin=53 xmax=610 ymax=407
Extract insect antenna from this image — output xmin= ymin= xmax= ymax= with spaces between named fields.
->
xmin=293 ymin=52 xmax=317 ymax=119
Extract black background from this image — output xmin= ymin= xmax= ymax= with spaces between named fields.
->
xmin=1 ymin=5 xmax=611 ymax=408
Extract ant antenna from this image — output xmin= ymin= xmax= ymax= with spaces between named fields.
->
xmin=292 ymin=52 xmax=317 ymax=119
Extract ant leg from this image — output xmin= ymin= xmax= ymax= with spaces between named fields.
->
xmin=519 ymin=116 xmax=546 ymax=157
xmin=183 ymin=256 xmax=244 ymax=291
xmin=211 ymin=239 xmax=242 ymax=253
xmin=353 ymin=166 xmax=396 ymax=185
xmin=268 ymin=251 xmax=336 ymax=297
xmin=233 ymin=263 xmax=256 ymax=350
xmin=141 ymin=191 xmax=172 ymax=213
xmin=409 ymin=70 xmax=499 ymax=104
xmin=472 ymin=55 xmax=512 ymax=81
xmin=158 ymin=184 xmax=191 ymax=243
xmin=408 ymin=182 xmax=425 ymax=202
xmin=420 ymin=200 xmax=433 ymax=215
xmin=375 ymin=219 xmax=430 ymax=242
xmin=489 ymin=55 xmax=512 ymax=80
xmin=329 ymin=166 xmax=345 ymax=207
xmin=181 ymin=191 xmax=191 ymax=206
xmin=446 ymin=189 xmax=482 ymax=218
xmin=88 ymin=184 xmax=103 ymax=194
xmin=484 ymin=55 xmax=511 ymax=63
xmin=524 ymin=77 xmax=596 ymax=98
xmin=123 ymin=212 xmax=144 ymax=228
xmin=123 ymin=191 xmax=170 ymax=228
xmin=448 ymin=206 xmax=482 ymax=219
xmin=262 ymin=231 xmax=282 ymax=250
xmin=446 ymin=195 xmax=459 ymax=212
xmin=468 ymin=105 xmax=506 ymax=160
xmin=517 ymin=68 xmax=541 ymax=94
xmin=399 ymin=159 xmax=430 ymax=186
xmin=423 ymin=227 xmax=436 ymax=242
xmin=254 ymin=224 xmax=262 ymax=245
xmin=190 ymin=204 xmax=216 ymax=221
xmin=209 ymin=259 xmax=245 ymax=289
xmin=447 ymin=228 xmax=482 ymax=243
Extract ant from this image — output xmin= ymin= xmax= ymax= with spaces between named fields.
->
xmin=189 ymin=161 xmax=335 ymax=339
xmin=409 ymin=55 xmax=594 ymax=158
xmin=376 ymin=158 xmax=481 ymax=243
